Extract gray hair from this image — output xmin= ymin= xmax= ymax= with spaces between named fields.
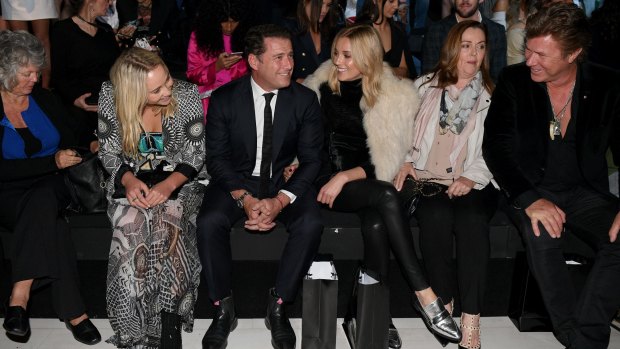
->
xmin=0 ymin=30 xmax=46 ymax=91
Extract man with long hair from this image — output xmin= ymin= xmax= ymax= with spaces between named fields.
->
xmin=483 ymin=3 xmax=620 ymax=348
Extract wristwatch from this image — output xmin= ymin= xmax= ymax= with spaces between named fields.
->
xmin=235 ymin=191 xmax=252 ymax=209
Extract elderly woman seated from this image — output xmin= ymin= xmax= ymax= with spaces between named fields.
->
xmin=0 ymin=30 xmax=100 ymax=345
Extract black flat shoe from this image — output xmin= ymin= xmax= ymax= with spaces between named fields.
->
xmin=3 ymin=303 xmax=30 ymax=337
xmin=65 ymin=318 xmax=101 ymax=345
xmin=413 ymin=297 xmax=461 ymax=343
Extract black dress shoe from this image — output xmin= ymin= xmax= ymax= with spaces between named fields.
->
xmin=65 ymin=318 xmax=101 ymax=345
xmin=3 ymin=304 xmax=30 ymax=337
xmin=265 ymin=288 xmax=295 ymax=349
xmin=202 ymin=296 xmax=238 ymax=349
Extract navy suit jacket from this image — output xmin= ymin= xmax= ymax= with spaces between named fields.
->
xmin=205 ymin=75 xmax=323 ymax=198
xmin=482 ymin=62 xmax=620 ymax=209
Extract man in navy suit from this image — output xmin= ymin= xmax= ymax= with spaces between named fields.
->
xmin=197 ymin=24 xmax=324 ymax=349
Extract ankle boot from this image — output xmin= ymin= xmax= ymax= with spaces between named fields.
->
xmin=458 ymin=313 xmax=481 ymax=349
xmin=160 ymin=311 xmax=182 ymax=349
xmin=202 ymin=296 xmax=237 ymax=349
xmin=265 ymin=288 xmax=296 ymax=349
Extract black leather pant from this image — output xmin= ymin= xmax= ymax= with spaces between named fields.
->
xmin=330 ymin=179 xmax=429 ymax=291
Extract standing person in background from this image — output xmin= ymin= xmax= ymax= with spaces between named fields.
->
xmin=395 ymin=20 xmax=498 ymax=349
xmin=506 ymin=0 xmax=538 ymax=65
xmin=282 ymin=0 xmax=342 ymax=83
xmin=115 ymin=0 xmax=181 ymax=69
xmin=98 ymin=48 xmax=205 ymax=349
xmin=357 ymin=0 xmax=416 ymax=79
xmin=52 ymin=0 xmax=120 ymax=151
xmin=423 ymin=0 xmax=506 ymax=81
xmin=186 ymin=0 xmax=252 ymax=120
xmin=588 ymin=0 xmax=620 ymax=70
xmin=483 ymin=4 xmax=620 ymax=348
xmin=491 ymin=0 xmax=509 ymax=28
xmin=0 ymin=0 xmax=58 ymax=88
xmin=0 ymin=7 xmax=8 ymax=29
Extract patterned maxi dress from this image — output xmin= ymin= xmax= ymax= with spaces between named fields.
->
xmin=97 ymin=80 xmax=206 ymax=348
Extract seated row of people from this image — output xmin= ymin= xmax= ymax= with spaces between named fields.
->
xmin=1 ymin=3 xmax=618 ymax=349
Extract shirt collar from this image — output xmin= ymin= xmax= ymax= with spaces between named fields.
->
xmin=250 ymin=76 xmax=279 ymax=101
xmin=455 ymin=10 xmax=482 ymax=23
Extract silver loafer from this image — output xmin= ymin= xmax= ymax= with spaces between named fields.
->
xmin=413 ymin=297 xmax=462 ymax=342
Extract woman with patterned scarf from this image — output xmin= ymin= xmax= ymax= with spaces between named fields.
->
xmin=394 ymin=20 xmax=498 ymax=349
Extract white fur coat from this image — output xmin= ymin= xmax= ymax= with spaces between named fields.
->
xmin=304 ymin=61 xmax=421 ymax=182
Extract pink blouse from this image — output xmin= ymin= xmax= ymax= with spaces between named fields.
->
xmin=186 ymin=32 xmax=248 ymax=121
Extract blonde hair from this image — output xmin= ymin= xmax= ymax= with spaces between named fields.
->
xmin=109 ymin=48 xmax=177 ymax=157
xmin=327 ymin=25 xmax=384 ymax=108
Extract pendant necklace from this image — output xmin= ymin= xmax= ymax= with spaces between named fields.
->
xmin=548 ymin=81 xmax=575 ymax=140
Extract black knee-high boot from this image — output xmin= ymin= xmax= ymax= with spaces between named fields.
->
xmin=160 ymin=311 xmax=182 ymax=349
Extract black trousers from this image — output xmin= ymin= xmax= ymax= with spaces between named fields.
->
xmin=329 ymin=179 xmax=429 ymax=291
xmin=196 ymin=181 xmax=323 ymax=302
xmin=415 ymin=184 xmax=497 ymax=314
xmin=502 ymin=185 xmax=620 ymax=349
xmin=0 ymin=174 xmax=85 ymax=320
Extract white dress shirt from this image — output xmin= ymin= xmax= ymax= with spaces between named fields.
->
xmin=249 ymin=77 xmax=296 ymax=202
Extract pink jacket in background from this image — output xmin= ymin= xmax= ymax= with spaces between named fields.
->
xmin=186 ymin=31 xmax=248 ymax=122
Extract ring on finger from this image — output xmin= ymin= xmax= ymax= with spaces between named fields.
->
xmin=131 ymin=197 xmax=139 ymax=202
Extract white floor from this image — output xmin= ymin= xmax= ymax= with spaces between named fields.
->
xmin=2 ymin=317 xmax=619 ymax=349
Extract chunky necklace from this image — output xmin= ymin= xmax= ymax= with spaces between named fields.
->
xmin=548 ymin=80 xmax=575 ymax=140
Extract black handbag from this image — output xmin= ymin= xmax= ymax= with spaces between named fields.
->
xmin=64 ymin=150 xmax=108 ymax=214
xmin=112 ymin=161 xmax=182 ymax=200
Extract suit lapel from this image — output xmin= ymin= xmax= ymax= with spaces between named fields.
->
xmin=574 ymin=65 xmax=589 ymax=147
xmin=531 ymin=80 xmax=552 ymax=142
xmin=272 ymin=86 xmax=292 ymax=162
xmin=240 ymin=78 xmax=258 ymax=162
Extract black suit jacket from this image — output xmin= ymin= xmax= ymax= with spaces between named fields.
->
xmin=206 ymin=75 xmax=323 ymax=198
xmin=482 ymin=62 xmax=620 ymax=208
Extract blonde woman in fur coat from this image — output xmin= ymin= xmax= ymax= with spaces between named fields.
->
xmin=394 ymin=20 xmax=499 ymax=349
xmin=302 ymin=25 xmax=461 ymax=347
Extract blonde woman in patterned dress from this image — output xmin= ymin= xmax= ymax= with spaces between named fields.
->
xmin=97 ymin=47 xmax=205 ymax=349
